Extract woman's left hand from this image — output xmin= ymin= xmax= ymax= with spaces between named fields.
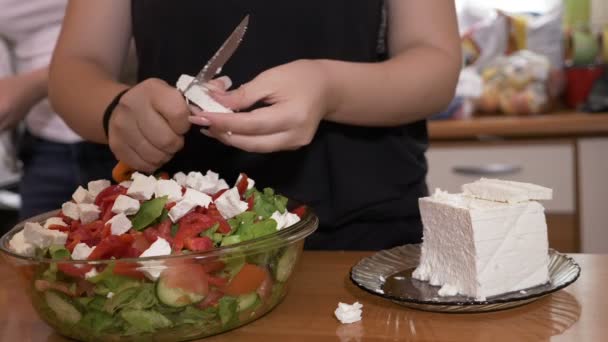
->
xmin=189 ymin=59 xmax=332 ymax=153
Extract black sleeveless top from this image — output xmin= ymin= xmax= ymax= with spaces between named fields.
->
xmin=131 ymin=0 xmax=428 ymax=250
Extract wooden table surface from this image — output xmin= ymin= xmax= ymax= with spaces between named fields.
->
xmin=1 ymin=252 xmax=604 ymax=342
xmin=428 ymin=111 xmax=608 ymax=140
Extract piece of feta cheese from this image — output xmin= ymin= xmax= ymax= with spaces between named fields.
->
xmin=168 ymin=200 xmax=196 ymax=223
xmin=186 ymin=171 xmax=229 ymax=195
xmin=119 ymin=180 xmax=133 ymax=189
xmin=84 ymin=268 xmax=99 ymax=279
xmin=270 ymin=210 xmax=301 ymax=230
xmin=155 ymin=179 xmax=183 ymax=202
xmin=138 ymin=237 xmax=172 ymax=280
xmin=334 ymin=302 xmax=363 ymax=324
xmin=107 ymin=213 xmax=133 ymax=235
xmin=43 ymin=217 xmax=67 ymax=229
xmin=214 ymin=187 xmax=248 ymax=219
xmin=112 ymin=195 xmax=140 ymax=215
xmin=235 ymin=173 xmax=255 ymax=190
xmin=87 ymin=179 xmax=111 ymax=198
xmin=176 ymin=74 xmax=233 ymax=113
xmin=127 ymin=173 xmax=157 ymax=200
xmin=78 ymin=203 xmax=101 ymax=224
xmin=62 ymin=201 xmax=80 ymax=221
xmin=107 ymin=292 xmax=115 ymax=299
xmin=462 ymin=178 xmax=553 ymax=203
xmin=22 ymin=222 xmax=68 ymax=249
xmin=183 ymin=188 xmax=212 ymax=208
xmin=72 ymin=186 xmax=94 ymax=204
xmin=71 ymin=243 xmax=96 ymax=260
xmin=173 ymin=172 xmax=187 ymax=187
xmin=8 ymin=230 xmax=35 ymax=256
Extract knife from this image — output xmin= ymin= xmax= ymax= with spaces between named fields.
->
xmin=112 ymin=15 xmax=250 ymax=183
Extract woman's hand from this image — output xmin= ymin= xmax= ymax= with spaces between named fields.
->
xmin=189 ymin=59 xmax=332 ymax=153
xmin=108 ymin=78 xmax=191 ymax=173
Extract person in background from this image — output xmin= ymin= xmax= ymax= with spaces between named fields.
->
xmin=49 ymin=0 xmax=461 ymax=250
xmin=0 ymin=0 xmax=117 ymax=220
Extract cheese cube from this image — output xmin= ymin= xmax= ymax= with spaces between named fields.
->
xmin=334 ymin=302 xmax=363 ymax=324
xmin=85 ymin=268 xmax=99 ymax=279
xmin=176 ymin=74 xmax=233 ymax=113
xmin=78 ymin=204 xmax=101 ymax=224
xmin=23 ymin=222 xmax=68 ymax=249
xmin=107 ymin=213 xmax=133 ymax=235
xmin=137 ymin=238 xmax=172 ymax=280
xmin=168 ymin=200 xmax=196 ymax=223
xmin=43 ymin=217 xmax=67 ymax=229
xmin=72 ymin=186 xmax=94 ymax=204
xmin=235 ymin=173 xmax=255 ymax=190
xmin=8 ymin=231 xmax=35 ymax=256
xmin=183 ymin=188 xmax=212 ymax=208
xmin=127 ymin=174 xmax=157 ymax=200
xmin=271 ymin=210 xmax=300 ymax=230
xmin=214 ymin=187 xmax=248 ymax=219
xmin=186 ymin=171 xmax=229 ymax=195
xmin=462 ymin=178 xmax=553 ymax=203
xmin=155 ymin=179 xmax=183 ymax=202
xmin=62 ymin=202 xmax=80 ymax=221
xmin=173 ymin=172 xmax=187 ymax=187
xmin=87 ymin=179 xmax=111 ymax=198
xmin=119 ymin=180 xmax=133 ymax=189
xmin=71 ymin=243 xmax=96 ymax=260
xmin=112 ymin=195 xmax=140 ymax=215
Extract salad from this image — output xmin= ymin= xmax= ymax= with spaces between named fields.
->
xmin=7 ymin=170 xmax=308 ymax=341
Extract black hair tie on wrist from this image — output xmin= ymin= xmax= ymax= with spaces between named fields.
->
xmin=103 ymin=88 xmax=131 ymax=138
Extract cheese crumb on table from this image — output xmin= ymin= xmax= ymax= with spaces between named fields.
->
xmin=334 ymin=302 xmax=363 ymax=324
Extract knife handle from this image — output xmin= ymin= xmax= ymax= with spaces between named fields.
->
xmin=112 ymin=161 xmax=135 ymax=183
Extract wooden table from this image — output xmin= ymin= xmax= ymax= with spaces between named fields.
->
xmin=1 ymin=252 xmax=604 ymax=341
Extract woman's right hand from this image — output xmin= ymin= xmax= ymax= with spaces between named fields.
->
xmin=108 ymin=78 xmax=191 ymax=173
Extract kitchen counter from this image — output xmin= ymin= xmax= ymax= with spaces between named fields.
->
xmin=1 ymin=251 xmax=605 ymax=341
xmin=428 ymin=111 xmax=608 ymax=140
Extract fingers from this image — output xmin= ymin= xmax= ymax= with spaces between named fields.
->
xmin=210 ymin=74 xmax=272 ymax=112
xmin=205 ymin=76 xmax=232 ymax=93
xmin=111 ymin=143 xmax=158 ymax=174
xmin=147 ymin=79 xmax=191 ymax=135
xmin=201 ymin=126 xmax=313 ymax=153
xmin=189 ymin=105 xmax=293 ymax=136
xmin=136 ymin=109 xmax=185 ymax=154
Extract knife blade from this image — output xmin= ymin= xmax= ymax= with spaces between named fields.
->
xmin=182 ymin=15 xmax=249 ymax=94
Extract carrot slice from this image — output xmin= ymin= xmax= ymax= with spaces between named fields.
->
xmin=112 ymin=161 xmax=135 ymax=183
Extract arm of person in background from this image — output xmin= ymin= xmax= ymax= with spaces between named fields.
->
xmin=48 ymin=0 xmax=191 ymax=173
xmin=0 ymin=68 xmax=48 ymax=130
xmin=191 ymin=0 xmax=462 ymax=153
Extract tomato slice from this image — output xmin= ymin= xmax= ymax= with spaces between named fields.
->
xmin=157 ymin=220 xmax=173 ymax=242
xmin=47 ymin=224 xmax=69 ymax=232
xmin=162 ymin=263 xmax=209 ymax=296
xmin=88 ymin=234 xmax=134 ymax=260
xmin=206 ymin=204 xmax=231 ymax=234
xmin=173 ymin=213 xmax=217 ymax=251
xmin=184 ymin=236 xmax=213 ymax=252
xmin=256 ymin=269 xmax=274 ymax=300
xmin=235 ymin=173 xmax=249 ymax=197
xmin=113 ymin=262 xmax=146 ymax=280
xmin=292 ymin=205 xmax=307 ymax=218
xmin=57 ymin=263 xmax=94 ymax=279
xmin=207 ymin=275 xmax=228 ymax=288
xmin=198 ymin=289 xmax=224 ymax=308
xmin=247 ymin=196 xmax=254 ymax=211
xmin=200 ymin=260 xmax=225 ymax=274
xmin=211 ymin=189 xmax=228 ymax=201
xmin=95 ymin=185 xmax=127 ymax=206
xmin=131 ymin=233 xmax=151 ymax=253
xmin=222 ymin=264 xmax=268 ymax=296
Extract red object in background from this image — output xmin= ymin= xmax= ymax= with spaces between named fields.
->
xmin=564 ymin=65 xmax=605 ymax=108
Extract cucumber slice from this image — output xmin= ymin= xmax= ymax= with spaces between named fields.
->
xmin=156 ymin=276 xmax=205 ymax=308
xmin=237 ymin=292 xmax=260 ymax=312
xmin=275 ymin=246 xmax=299 ymax=282
xmin=44 ymin=291 xmax=83 ymax=324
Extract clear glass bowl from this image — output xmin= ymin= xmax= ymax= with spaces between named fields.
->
xmin=0 ymin=205 xmax=318 ymax=342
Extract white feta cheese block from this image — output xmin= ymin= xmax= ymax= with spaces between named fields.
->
xmin=168 ymin=200 xmax=196 ymax=223
xmin=173 ymin=172 xmax=187 ymax=187
xmin=186 ymin=171 xmax=229 ymax=195
xmin=119 ymin=180 xmax=133 ymax=189
xmin=107 ymin=292 xmax=115 ymax=299
xmin=87 ymin=179 xmax=111 ymax=198
xmin=214 ymin=187 xmax=248 ymax=219
xmin=85 ymin=268 xmax=99 ymax=279
xmin=137 ymin=238 xmax=172 ymax=280
xmin=462 ymin=178 xmax=553 ymax=204
xmin=412 ymin=188 xmax=550 ymax=301
xmin=8 ymin=231 xmax=35 ymax=256
xmin=183 ymin=188 xmax=212 ymax=208
xmin=176 ymin=74 xmax=233 ymax=113
xmin=62 ymin=201 xmax=80 ymax=221
xmin=107 ymin=213 xmax=133 ymax=235
xmin=78 ymin=204 xmax=101 ymax=224
xmin=43 ymin=217 xmax=67 ymax=229
xmin=270 ymin=210 xmax=300 ymax=230
xmin=112 ymin=195 xmax=141 ymax=215
xmin=22 ymin=222 xmax=68 ymax=249
xmin=71 ymin=243 xmax=96 ymax=260
xmin=72 ymin=186 xmax=94 ymax=204
xmin=334 ymin=302 xmax=363 ymax=324
xmin=235 ymin=173 xmax=255 ymax=190
xmin=155 ymin=179 xmax=183 ymax=202
xmin=127 ymin=174 xmax=157 ymax=200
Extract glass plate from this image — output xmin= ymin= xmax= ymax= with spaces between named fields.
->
xmin=350 ymin=244 xmax=581 ymax=313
